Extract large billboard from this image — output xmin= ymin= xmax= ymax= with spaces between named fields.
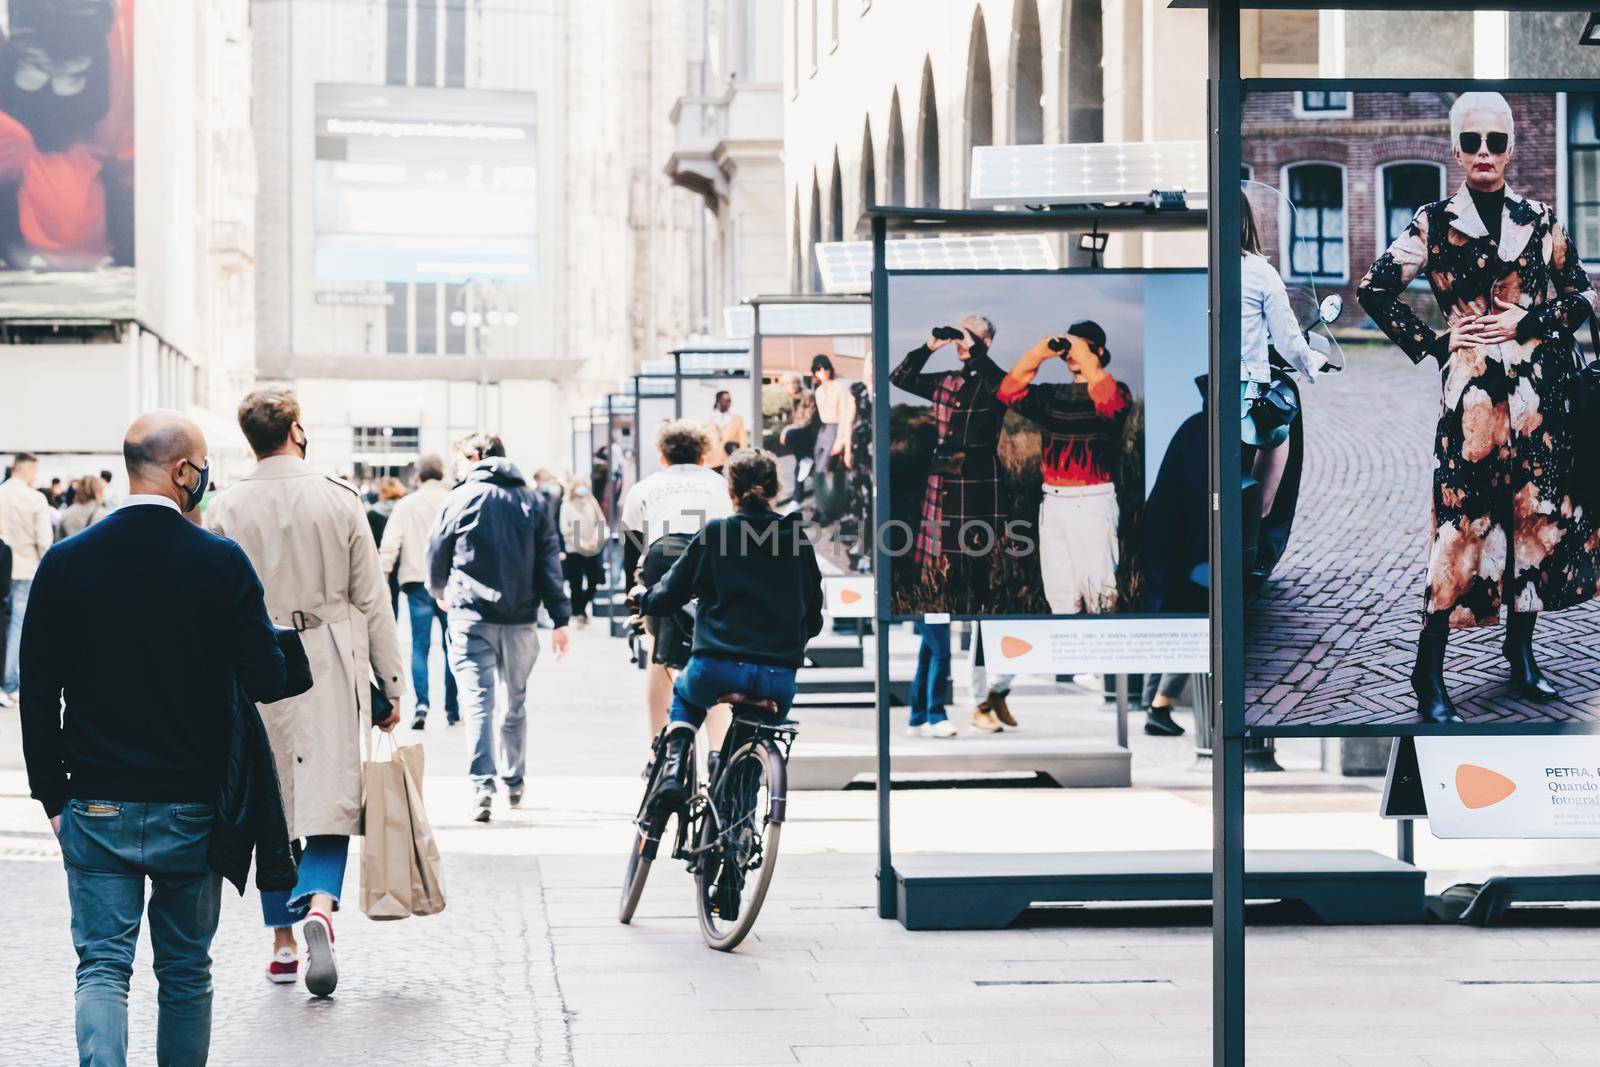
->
xmin=1240 ymin=88 xmax=1600 ymax=732
xmin=313 ymin=83 xmax=537 ymax=285
xmin=0 ymin=0 xmax=135 ymax=317
xmin=884 ymin=270 xmax=1208 ymax=618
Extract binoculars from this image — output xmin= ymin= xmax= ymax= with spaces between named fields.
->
xmin=931 ymin=325 xmax=964 ymax=341
xmin=1047 ymin=336 xmax=1072 ymax=352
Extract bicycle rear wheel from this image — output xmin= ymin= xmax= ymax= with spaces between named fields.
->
xmin=695 ymin=738 xmax=787 ymax=951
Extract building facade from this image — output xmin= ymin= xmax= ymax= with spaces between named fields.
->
xmin=782 ymin=0 xmax=1212 ymax=281
xmin=0 ymin=0 xmax=259 ymax=482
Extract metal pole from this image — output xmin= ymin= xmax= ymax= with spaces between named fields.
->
xmin=1397 ymin=819 xmax=1416 ymax=866
xmin=1115 ymin=673 xmax=1129 ymax=750
xmin=871 ymin=213 xmax=895 ymax=920
xmin=1209 ymin=1 xmax=1246 ymax=1064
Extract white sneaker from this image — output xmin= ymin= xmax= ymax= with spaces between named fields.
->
xmin=919 ymin=720 xmax=958 ymax=739
xmin=0 ymin=691 xmax=15 ymax=709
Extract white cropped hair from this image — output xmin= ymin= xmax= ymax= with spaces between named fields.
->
xmin=1449 ymin=92 xmax=1515 ymax=145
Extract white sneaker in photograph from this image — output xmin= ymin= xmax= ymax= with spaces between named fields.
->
xmin=919 ymin=720 xmax=958 ymax=739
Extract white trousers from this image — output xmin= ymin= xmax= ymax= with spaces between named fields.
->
xmin=1039 ymin=483 xmax=1120 ymax=615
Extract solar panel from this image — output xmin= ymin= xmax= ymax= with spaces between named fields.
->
xmin=606 ymin=395 xmax=636 ymax=414
xmin=677 ymin=349 xmax=751 ymax=375
xmin=724 ymin=305 xmax=755 ymax=338
xmin=968 ymin=141 xmax=1207 ymax=208
xmin=636 ymin=375 xmax=676 ymax=397
xmin=640 ymin=358 xmax=676 ymax=376
xmin=816 ymin=235 xmax=1059 ymax=293
xmin=755 ymin=302 xmax=871 ymax=336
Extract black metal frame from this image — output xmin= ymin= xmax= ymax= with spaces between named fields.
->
xmin=1205 ymin=5 xmax=1600 ymax=1062
xmin=670 ymin=345 xmax=754 ymax=448
xmin=746 ymin=292 xmax=872 ymax=450
xmin=866 ymin=204 xmax=1210 ymax=925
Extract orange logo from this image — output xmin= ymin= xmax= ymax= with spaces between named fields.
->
xmin=999 ymin=635 xmax=1033 ymax=658
xmin=839 ymin=588 xmax=862 ymax=604
xmin=1455 ymin=764 xmax=1517 ymax=810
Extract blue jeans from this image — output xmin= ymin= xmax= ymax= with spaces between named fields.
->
xmin=60 ymin=799 xmax=222 ymax=1067
xmin=3 ymin=576 xmax=29 ymax=694
xmin=448 ymin=616 xmax=539 ymax=791
xmin=909 ymin=622 xmax=951 ymax=726
xmin=260 ymin=835 xmax=349 ymax=928
xmin=403 ymin=584 xmax=457 ymax=720
xmin=670 ymin=655 xmax=797 ymax=730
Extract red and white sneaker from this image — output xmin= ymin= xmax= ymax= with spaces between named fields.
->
xmin=303 ymin=911 xmax=338 ymax=997
xmin=266 ymin=947 xmax=298 ymax=985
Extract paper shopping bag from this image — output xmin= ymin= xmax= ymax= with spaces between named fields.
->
xmin=396 ymin=743 xmax=447 ymax=916
xmin=360 ymin=740 xmax=414 ymax=921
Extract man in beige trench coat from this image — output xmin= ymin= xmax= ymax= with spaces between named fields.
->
xmin=208 ymin=388 xmax=406 ymax=997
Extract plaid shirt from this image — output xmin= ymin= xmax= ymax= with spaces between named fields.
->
xmin=891 ymin=344 xmax=1008 ymax=566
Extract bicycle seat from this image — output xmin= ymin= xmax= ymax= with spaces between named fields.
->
xmin=715 ymin=692 xmax=780 ymax=713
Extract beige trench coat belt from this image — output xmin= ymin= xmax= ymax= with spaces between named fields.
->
xmin=274 ymin=609 xmax=351 ymax=632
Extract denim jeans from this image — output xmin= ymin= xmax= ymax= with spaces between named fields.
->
xmin=448 ymin=616 xmax=539 ymax=791
xmin=403 ymin=583 xmax=457 ymax=719
xmin=670 ymin=655 xmax=797 ymax=730
xmin=60 ymin=799 xmax=222 ymax=1067
xmin=2 ymin=576 xmax=29 ymax=694
xmin=909 ymin=622 xmax=951 ymax=726
xmin=260 ymin=835 xmax=349 ymax=928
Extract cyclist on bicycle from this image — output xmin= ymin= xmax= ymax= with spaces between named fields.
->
xmin=620 ymin=420 xmax=733 ymax=737
xmin=631 ymin=449 xmax=824 ymax=815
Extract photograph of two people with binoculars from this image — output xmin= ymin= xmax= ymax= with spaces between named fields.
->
xmin=885 ymin=271 xmax=1207 ymax=618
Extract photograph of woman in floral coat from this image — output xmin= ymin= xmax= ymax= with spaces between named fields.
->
xmin=1358 ymin=91 xmax=1600 ymax=724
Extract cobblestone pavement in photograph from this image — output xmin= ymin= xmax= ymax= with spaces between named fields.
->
xmin=1246 ymin=345 xmax=1600 ymax=728
xmin=5 ymin=625 xmax=1600 ymax=1064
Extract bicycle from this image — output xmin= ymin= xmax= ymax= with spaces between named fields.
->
xmin=618 ymin=686 xmax=796 ymax=952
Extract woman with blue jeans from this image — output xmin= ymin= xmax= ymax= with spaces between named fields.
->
xmin=632 ymin=449 xmax=825 ymax=813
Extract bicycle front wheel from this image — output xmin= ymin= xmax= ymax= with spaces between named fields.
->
xmin=618 ymin=824 xmax=655 ymax=924
xmin=695 ymin=738 xmax=787 ymax=952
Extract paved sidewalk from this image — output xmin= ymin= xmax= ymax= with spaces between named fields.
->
xmin=1247 ymin=345 xmax=1600 ymax=727
xmin=4 ymin=620 xmax=1600 ymax=1064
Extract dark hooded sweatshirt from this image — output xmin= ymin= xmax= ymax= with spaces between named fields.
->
xmin=426 ymin=458 xmax=571 ymax=627
xmin=639 ymin=509 xmax=825 ymax=668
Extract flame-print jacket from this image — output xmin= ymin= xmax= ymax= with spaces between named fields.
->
xmin=1357 ymin=183 xmax=1600 ymax=628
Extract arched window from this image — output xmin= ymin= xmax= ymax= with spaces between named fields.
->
xmin=809 ymin=171 xmax=823 ymax=292
xmin=917 ymin=57 xmax=940 ymax=208
xmin=829 ymin=151 xmax=845 ymax=242
xmin=791 ymin=194 xmax=803 ymax=292
xmin=1064 ymin=0 xmax=1104 ymax=142
xmin=886 ymin=90 xmax=907 ymax=205
xmin=860 ymin=118 xmax=877 ymax=208
xmin=1012 ymin=0 xmax=1043 ymax=144
xmin=965 ymin=7 xmax=993 ymax=187
xmin=1378 ymin=161 xmax=1445 ymax=250
xmin=1282 ymin=162 xmax=1348 ymax=281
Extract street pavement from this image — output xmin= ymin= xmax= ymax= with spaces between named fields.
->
xmin=3 ymin=616 xmax=1600 ymax=1064
xmin=1246 ymin=344 xmax=1600 ymax=727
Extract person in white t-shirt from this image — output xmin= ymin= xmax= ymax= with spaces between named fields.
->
xmin=620 ymin=420 xmax=733 ymax=736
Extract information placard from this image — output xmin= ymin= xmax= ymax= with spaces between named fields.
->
xmin=823 ymin=576 xmax=873 ymax=618
xmin=1416 ymin=736 xmax=1600 ymax=839
xmin=979 ymin=617 xmax=1208 ymax=675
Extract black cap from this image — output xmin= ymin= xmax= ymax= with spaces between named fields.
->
xmin=1067 ymin=320 xmax=1110 ymax=365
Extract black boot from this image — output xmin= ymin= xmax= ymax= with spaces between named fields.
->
xmin=646 ymin=728 xmax=693 ymax=815
xmin=1411 ymin=630 xmax=1464 ymax=724
xmin=1504 ymin=612 xmax=1560 ymax=701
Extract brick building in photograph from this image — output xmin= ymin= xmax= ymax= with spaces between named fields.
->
xmin=1241 ymin=91 xmax=1559 ymax=334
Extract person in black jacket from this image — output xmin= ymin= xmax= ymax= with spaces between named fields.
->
xmin=427 ymin=432 xmax=571 ymax=823
xmin=19 ymin=411 xmax=287 ymax=1067
xmin=633 ymin=449 xmax=824 ymax=814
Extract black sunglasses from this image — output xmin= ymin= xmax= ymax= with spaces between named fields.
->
xmin=1459 ymin=131 xmax=1509 ymax=155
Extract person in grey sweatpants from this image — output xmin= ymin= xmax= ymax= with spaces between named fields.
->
xmin=428 ymin=432 xmax=571 ymax=823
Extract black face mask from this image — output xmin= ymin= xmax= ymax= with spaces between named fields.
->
xmin=177 ymin=459 xmax=209 ymax=513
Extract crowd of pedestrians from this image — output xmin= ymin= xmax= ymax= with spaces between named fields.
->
xmin=5 ymin=385 xmax=595 ymax=1065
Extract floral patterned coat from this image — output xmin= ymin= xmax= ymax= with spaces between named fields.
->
xmin=1357 ymin=183 xmax=1600 ymax=629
